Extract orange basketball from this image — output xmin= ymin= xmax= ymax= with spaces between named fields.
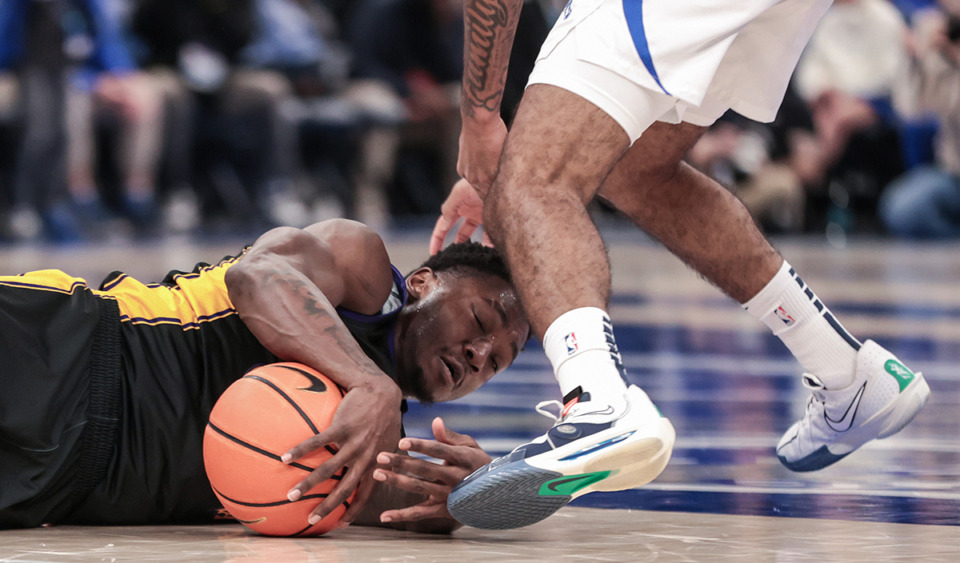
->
xmin=203 ymin=362 xmax=354 ymax=536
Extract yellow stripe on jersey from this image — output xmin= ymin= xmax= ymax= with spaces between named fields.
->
xmin=95 ymin=254 xmax=243 ymax=330
xmin=0 ymin=270 xmax=92 ymax=294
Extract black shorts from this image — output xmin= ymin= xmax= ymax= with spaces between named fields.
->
xmin=0 ymin=271 xmax=121 ymax=528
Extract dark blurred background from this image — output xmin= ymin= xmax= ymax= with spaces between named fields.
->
xmin=0 ymin=0 xmax=957 ymax=245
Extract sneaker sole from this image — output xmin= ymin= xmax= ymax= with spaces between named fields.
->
xmin=448 ymin=417 xmax=675 ymax=529
xmin=780 ymin=372 xmax=931 ymax=472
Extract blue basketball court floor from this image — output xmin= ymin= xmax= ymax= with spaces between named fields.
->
xmin=1 ymin=228 xmax=957 ymax=561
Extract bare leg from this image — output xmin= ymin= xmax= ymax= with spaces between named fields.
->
xmin=116 ymin=74 xmax=163 ymax=200
xmin=597 ymin=121 xmax=781 ymax=303
xmin=65 ymin=86 xmax=97 ymax=201
xmin=483 ymin=84 xmax=629 ymax=336
xmin=450 ymin=89 xmax=677 ymax=532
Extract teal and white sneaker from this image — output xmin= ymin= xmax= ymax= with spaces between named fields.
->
xmin=777 ymin=339 xmax=931 ymax=472
xmin=447 ymin=385 xmax=675 ymax=529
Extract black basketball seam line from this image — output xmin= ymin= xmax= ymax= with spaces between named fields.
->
xmin=293 ymin=500 xmax=353 ymax=537
xmin=206 ymin=421 xmax=317 ymax=472
xmin=243 ymin=370 xmax=342 ymax=456
xmin=243 ymin=374 xmax=321 ymax=435
xmin=206 ymin=422 xmax=346 ymax=480
xmin=213 ymin=486 xmax=328 ymax=507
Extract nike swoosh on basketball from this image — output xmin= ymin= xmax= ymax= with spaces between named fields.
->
xmin=824 ymin=382 xmax=867 ymax=432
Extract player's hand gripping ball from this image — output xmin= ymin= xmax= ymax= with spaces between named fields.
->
xmin=203 ymin=362 xmax=354 ymax=536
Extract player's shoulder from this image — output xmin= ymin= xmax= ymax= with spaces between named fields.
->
xmin=304 ymin=219 xmax=388 ymax=264
xmin=304 ymin=219 xmax=394 ymax=312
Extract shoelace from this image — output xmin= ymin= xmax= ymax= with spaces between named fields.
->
xmin=504 ymin=400 xmax=564 ymax=454
xmin=801 ymin=373 xmax=826 ymax=415
xmin=535 ymin=399 xmax=564 ymax=423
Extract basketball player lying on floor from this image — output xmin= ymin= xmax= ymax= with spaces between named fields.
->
xmin=0 ymin=219 xmax=530 ymax=532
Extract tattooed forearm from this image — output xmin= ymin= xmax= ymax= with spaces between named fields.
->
xmin=251 ymin=267 xmax=384 ymax=377
xmin=322 ymin=325 xmax=384 ymax=377
xmin=462 ymin=0 xmax=522 ymax=117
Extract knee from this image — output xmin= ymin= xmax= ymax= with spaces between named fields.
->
xmin=482 ymin=173 xmax=588 ymax=243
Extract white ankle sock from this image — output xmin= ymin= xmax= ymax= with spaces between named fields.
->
xmin=542 ymin=307 xmax=629 ymax=405
xmin=743 ymin=261 xmax=860 ymax=388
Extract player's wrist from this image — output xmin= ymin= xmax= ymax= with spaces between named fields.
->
xmin=461 ymin=107 xmax=501 ymax=129
xmin=352 ymin=377 xmax=403 ymax=404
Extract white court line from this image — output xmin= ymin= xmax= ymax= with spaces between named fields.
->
xmin=635 ymin=482 xmax=960 ymax=501
xmin=472 ymin=436 xmax=960 ymax=455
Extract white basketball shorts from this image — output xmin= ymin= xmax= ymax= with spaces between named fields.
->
xmin=527 ymin=0 xmax=833 ymax=143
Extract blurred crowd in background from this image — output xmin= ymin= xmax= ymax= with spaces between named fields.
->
xmin=0 ymin=0 xmax=957 ymax=245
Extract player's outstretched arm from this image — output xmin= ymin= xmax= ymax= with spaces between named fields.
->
xmin=458 ymin=0 xmax=524 ymax=191
xmin=353 ymin=417 xmax=492 ymax=533
xmin=225 ymin=218 xmax=403 ymax=527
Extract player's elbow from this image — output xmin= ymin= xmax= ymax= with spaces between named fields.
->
xmin=224 ymin=252 xmax=265 ymax=306
xmin=225 ymin=227 xmax=313 ymax=301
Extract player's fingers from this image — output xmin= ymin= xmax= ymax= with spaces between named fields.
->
xmin=380 ymin=503 xmax=447 ymax=524
xmin=377 ymin=452 xmax=458 ymax=485
xmin=308 ymin=465 xmax=361 ymax=525
xmin=432 ymin=417 xmax=480 ymax=449
xmin=341 ymin=472 xmax=377 ymax=524
xmin=373 ymin=467 xmax=449 ymax=497
xmin=439 ymin=183 xmax=468 ymax=217
xmin=481 ymin=230 xmax=494 ymax=248
xmin=287 ymin=448 xmax=348 ymax=501
xmin=397 ymin=438 xmax=482 ymax=469
xmin=397 ymin=437 xmax=461 ymax=463
xmin=282 ymin=427 xmax=342 ymax=463
xmin=430 ymin=215 xmax=453 ymax=255
xmin=454 ymin=218 xmax=480 ymax=244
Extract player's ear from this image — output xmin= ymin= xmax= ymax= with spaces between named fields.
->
xmin=406 ymin=267 xmax=439 ymax=301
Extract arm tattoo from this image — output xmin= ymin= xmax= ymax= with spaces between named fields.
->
xmin=463 ymin=0 xmax=520 ymax=116
xmin=322 ymin=325 xmax=383 ymax=377
xmin=258 ymin=269 xmax=384 ymax=377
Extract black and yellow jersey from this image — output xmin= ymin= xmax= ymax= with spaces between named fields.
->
xmin=0 ymin=252 xmax=407 ymax=526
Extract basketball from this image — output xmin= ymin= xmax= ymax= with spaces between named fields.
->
xmin=203 ymin=362 xmax=352 ymax=536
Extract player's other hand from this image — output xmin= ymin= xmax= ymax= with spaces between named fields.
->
xmin=429 ymin=179 xmax=492 ymax=255
xmin=374 ymin=417 xmax=492 ymax=529
xmin=282 ymin=380 xmax=403 ymax=526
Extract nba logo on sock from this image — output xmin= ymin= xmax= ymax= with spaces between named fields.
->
xmin=565 ymin=332 xmax=579 ymax=354
xmin=775 ymin=306 xmax=796 ymax=327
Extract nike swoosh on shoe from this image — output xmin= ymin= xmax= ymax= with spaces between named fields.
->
xmin=823 ymin=381 xmax=867 ymax=432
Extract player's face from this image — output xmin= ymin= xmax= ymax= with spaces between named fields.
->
xmin=395 ymin=269 xmax=529 ymax=403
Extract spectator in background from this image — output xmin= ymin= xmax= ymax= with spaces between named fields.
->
xmin=792 ymin=0 xmax=909 ymax=235
xmin=0 ymin=73 xmax=18 ymax=224
xmin=133 ymin=0 xmax=301 ymax=233
xmin=880 ymin=0 xmax=960 ymax=238
xmin=688 ymin=0 xmax=911 ymax=238
xmin=240 ymin=0 xmax=361 ymax=224
xmin=1 ymin=0 xmax=77 ymax=242
xmin=0 ymin=0 xmax=161 ymax=243
xmin=346 ymin=0 xmax=464 ymax=218
xmin=685 ymin=87 xmax=816 ymax=234
xmin=63 ymin=0 xmax=166 ymax=239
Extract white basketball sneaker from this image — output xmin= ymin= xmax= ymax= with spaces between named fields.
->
xmin=777 ymin=339 xmax=931 ymax=472
xmin=447 ymin=385 xmax=675 ymax=529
